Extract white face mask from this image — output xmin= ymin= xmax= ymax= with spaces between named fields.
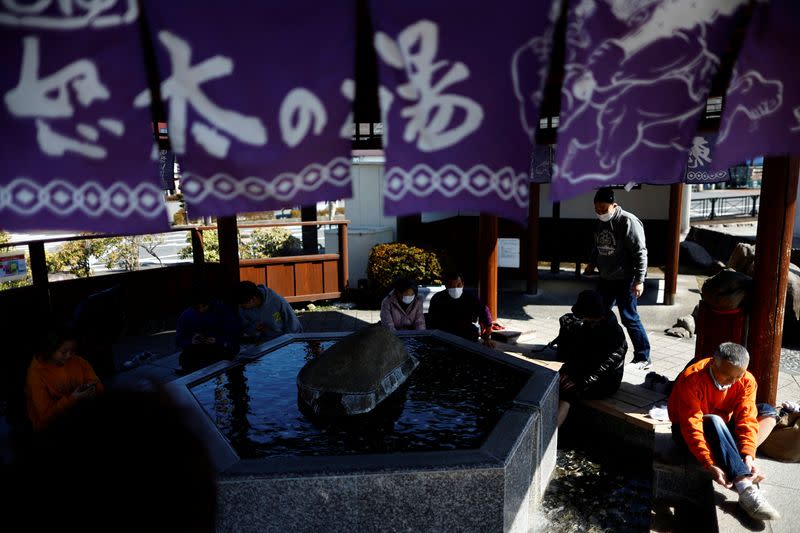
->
xmin=447 ymin=287 xmax=463 ymax=299
xmin=401 ymin=295 xmax=415 ymax=305
xmin=596 ymin=211 xmax=614 ymax=222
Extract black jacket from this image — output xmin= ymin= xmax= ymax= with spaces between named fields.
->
xmin=559 ymin=313 xmax=627 ymax=398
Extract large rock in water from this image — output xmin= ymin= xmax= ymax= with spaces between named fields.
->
xmin=297 ymin=324 xmax=418 ymax=416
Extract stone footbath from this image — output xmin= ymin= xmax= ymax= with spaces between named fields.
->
xmin=168 ymin=330 xmax=559 ymax=532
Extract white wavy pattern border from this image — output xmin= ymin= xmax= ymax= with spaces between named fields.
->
xmin=0 ymin=177 xmax=166 ymax=218
xmin=685 ymin=169 xmax=730 ymax=183
xmin=384 ymin=164 xmax=529 ymax=208
xmin=181 ymin=157 xmax=351 ymax=203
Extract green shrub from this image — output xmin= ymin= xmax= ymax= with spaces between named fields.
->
xmin=178 ymin=230 xmax=222 ymax=262
xmin=245 ymin=228 xmax=302 ymax=257
xmin=367 ymin=243 xmax=443 ymax=293
xmin=173 ymin=208 xmax=187 ymax=226
xmin=178 ymin=227 xmax=301 ymax=261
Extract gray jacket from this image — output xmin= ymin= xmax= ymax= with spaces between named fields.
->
xmin=239 ymin=285 xmax=303 ymax=339
xmin=589 ymin=206 xmax=647 ymax=283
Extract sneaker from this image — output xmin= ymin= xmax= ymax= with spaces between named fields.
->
xmin=738 ymin=486 xmax=781 ymax=521
xmin=629 ymin=360 xmax=652 ymax=371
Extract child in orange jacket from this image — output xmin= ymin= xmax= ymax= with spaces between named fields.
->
xmin=25 ymin=329 xmax=104 ymax=431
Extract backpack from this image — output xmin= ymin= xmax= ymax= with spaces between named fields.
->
xmin=760 ymin=412 xmax=800 ymax=462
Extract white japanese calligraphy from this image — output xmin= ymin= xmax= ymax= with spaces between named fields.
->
xmin=791 ymin=106 xmax=800 ymax=133
xmin=4 ymin=35 xmax=123 ymax=159
xmin=134 ymin=30 xmax=267 ymax=159
xmin=374 ymin=20 xmax=483 ymax=152
xmin=687 ymin=136 xmax=712 ymax=168
xmin=339 ymin=79 xmax=355 ymax=139
xmin=0 ymin=0 xmax=137 ymax=29
xmin=279 ymin=88 xmax=327 ymax=148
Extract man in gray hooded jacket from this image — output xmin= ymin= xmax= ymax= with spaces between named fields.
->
xmin=236 ymin=281 xmax=302 ymax=341
xmin=583 ymin=187 xmax=651 ymax=369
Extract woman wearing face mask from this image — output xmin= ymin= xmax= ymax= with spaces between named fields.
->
xmin=427 ymin=272 xmax=494 ymax=347
xmin=380 ymin=277 xmax=426 ymax=331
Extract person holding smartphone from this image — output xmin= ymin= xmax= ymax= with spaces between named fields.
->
xmin=25 ymin=327 xmax=104 ymax=431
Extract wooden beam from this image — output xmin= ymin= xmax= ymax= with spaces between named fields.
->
xmin=28 ymin=241 xmax=51 ymax=313
xmin=217 ymin=216 xmax=240 ymax=298
xmin=550 ymin=201 xmax=561 ymax=273
xmin=526 ymin=184 xmax=541 ymax=294
xmin=478 ymin=214 xmax=498 ymax=322
xmin=665 ymin=183 xmax=684 ymax=305
xmin=338 ymin=222 xmax=349 ymax=295
xmin=300 ymin=205 xmax=318 ymax=254
xmin=747 ymin=156 xmax=799 ymax=404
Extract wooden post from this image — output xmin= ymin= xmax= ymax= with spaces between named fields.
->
xmin=550 ymin=201 xmax=561 ymax=273
xmin=526 ymin=184 xmax=540 ymax=294
xmin=190 ymin=228 xmax=205 ymax=284
xmin=396 ymin=214 xmax=422 ymax=243
xmin=300 ymin=205 xmax=318 ymax=254
xmin=665 ymin=183 xmax=684 ymax=305
xmin=217 ymin=216 xmax=240 ymax=297
xmin=338 ymin=222 xmax=349 ymax=294
xmin=478 ymin=214 xmax=498 ymax=322
xmin=747 ymin=156 xmax=799 ymax=404
xmin=29 ymin=241 xmax=51 ymax=313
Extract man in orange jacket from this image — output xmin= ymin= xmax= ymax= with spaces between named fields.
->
xmin=668 ymin=342 xmax=780 ymax=521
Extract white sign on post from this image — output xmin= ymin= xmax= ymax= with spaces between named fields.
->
xmin=498 ymin=238 xmax=520 ymax=269
xmin=0 ymin=249 xmax=27 ymax=282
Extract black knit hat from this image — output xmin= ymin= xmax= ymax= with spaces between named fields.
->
xmin=571 ymin=290 xmax=606 ymax=319
xmin=593 ymin=187 xmax=615 ymax=204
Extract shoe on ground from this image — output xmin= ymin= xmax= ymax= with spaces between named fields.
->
xmin=628 ymin=360 xmax=652 ymax=371
xmin=738 ymin=486 xmax=780 ymax=521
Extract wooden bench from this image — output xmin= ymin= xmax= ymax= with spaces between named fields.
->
xmin=582 ymin=382 xmax=671 ymax=431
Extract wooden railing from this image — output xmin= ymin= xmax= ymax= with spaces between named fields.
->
xmin=193 ymin=220 xmax=350 ymax=303
xmin=0 ymin=220 xmax=349 ymax=314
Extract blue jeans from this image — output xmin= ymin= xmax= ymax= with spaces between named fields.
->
xmin=598 ymin=278 xmax=651 ymax=362
xmin=672 ymin=403 xmax=778 ymax=480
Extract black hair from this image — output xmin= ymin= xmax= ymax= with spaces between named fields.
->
xmin=443 ymin=271 xmax=463 ymax=283
xmin=393 ymin=276 xmax=418 ymax=294
xmin=186 ymin=284 xmax=213 ymax=307
xmin=236 ymin=280 xmax=262 ymax=304
xmin=36 ymin=323 xmax=78 ymax=360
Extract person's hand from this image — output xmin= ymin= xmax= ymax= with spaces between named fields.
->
xmin=560 ymin=374 xmax=576 ymax=391
xmin=192 ymin=333 xmax=206 ymax=345
xmin=631 ymin=282 xmax=644 ymax=298
xmin=204 ymin=336 xmax=217 ymax=345
xmin=744 ymin=455 xmax=765 ymax=484
xmin=482 ymin=337 xmax=496 ymax=349
xmin=705 ymin=464 xmax=732 ymax=488
xmin=255 ymin=323 xmax=268 ymax=332
xmin=72 ymin=382 xmax=97 ymax=400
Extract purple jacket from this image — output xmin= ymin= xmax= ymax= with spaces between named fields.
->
xmin=380 ymin=292 xmax=426 ymax=331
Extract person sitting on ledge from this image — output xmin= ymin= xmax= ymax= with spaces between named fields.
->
xmin=380 ymin=277 xmax=425 ymax=331
xmin=556 ymin=290 xmax=627 ymax=428
xmin=668 ymin=342 xmax=780 ymax=521
xmin=427 ymin=271 xmax=494 ymax=348
xmin=176 ymin=286 xmax=240 ymax=373
xmin=26 ymin=326 xmax=104 ymax=431
xmin=236 ymin=281 xmax=302 ymax=342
